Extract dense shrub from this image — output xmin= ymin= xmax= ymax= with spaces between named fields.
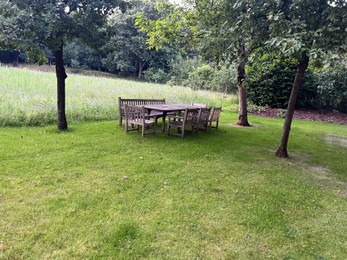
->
xmin=143 ymin=68 xmax=170 ymax=83
xmin=247 ymin=55 xmax=318 ymax=109
xmin=168 ymin=56 xmax=237 ymax=93
xmin=210 ymin=64 xmax=237 ymax=93
xmin=64 ymin=40 xmax=104 ymax=71
xmin=188 ymin=64 xmax=215 ymax=90
xmin=314 ymin=65 xmax=347 ymax=112
xmin=167 ymin=56 xmax=202 ymax=86
xmin=187 ymin=63 xmax=237 ymax=93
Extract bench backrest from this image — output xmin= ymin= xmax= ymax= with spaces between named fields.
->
xmin=119 ymin=97 xmax=166 ymax=109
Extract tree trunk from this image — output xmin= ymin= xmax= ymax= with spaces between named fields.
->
xmin=276 ymin=53 xmax=309 ymax=158
xmin=138 ymin=59 xmax=145 ymax=78
xmin=236 ymin=44 xmax=251 ymax=126
xmin=54 ymin=45 xmax=68 ymax=131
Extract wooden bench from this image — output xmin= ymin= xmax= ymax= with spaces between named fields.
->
xmin=118 ymin=97 xmax=166 ymax=126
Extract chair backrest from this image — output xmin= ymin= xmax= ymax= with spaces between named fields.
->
xmin=210 ymin=107 xmax=222 ymax=122
xmin=118 ymin=97 xmax=166 ymax=125
xmin=182 ymin=108 xmax=199 ymax=126
xmin=192 ymin=103 xmax=208 ymax=108
xmin=167 ymin=108 xmax=199 ymax=138
xmin=197 ymin=107 xmax=211 ymax=124
xmin=124 ymin=105 xmax=146 ymax=123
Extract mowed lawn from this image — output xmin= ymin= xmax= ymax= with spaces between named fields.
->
xmin=1 ymin=111 xmax=347 ymax=258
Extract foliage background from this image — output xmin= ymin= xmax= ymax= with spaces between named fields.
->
xmin=247 ymin=53 xmax=347 ymax=112
xmin=0 ymin=0 xmax=346 ymax=112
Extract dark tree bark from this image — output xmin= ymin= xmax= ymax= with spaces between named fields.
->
xmin=236 ymin=44 xmax=251 ymax=126
xmin=138 ymin=59 xmax=146 ymax=78
xmin=54 ymin=45 xmax=68 ymax=131
xmin=275 ymin=52 xmax=309 ymax=158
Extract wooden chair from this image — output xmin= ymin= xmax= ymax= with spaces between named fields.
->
xmin=167 ymin=108 xmax=199 ymax=138
xmin=196 ymin=107 xmax=211 ymax=131
xmin=208 ymin=107 xmax=222 ymax=130
xmin=118 ymin=97 xmax=165 ymax=126
xmin=124 ymin=105 xmax=156 ymax=137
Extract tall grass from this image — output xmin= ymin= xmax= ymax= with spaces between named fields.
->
xmin=0 ymin=66 xmax=236 ymax=126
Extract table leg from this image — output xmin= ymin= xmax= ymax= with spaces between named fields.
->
xmin=162 ymin=112 xmax=167 ymax=132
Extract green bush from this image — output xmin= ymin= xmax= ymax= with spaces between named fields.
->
xmin=314 ymin=65 xmax=347 ymax=112
xmin=168 ymin=56 xmax=237 ymax=93
xmin=143 ymin=68 xmax=170 ymax=84
xmin=247 ymin=52 xmax=347 ymax=112
xmin=64 ymin=40 xmax=104 ymax=71
xmin=247 ymin=55 xmax=317 ymax=109
xmin=167 ymin=56 xmax=201 ymax=86
xmin=210 ymin=64 xmax=237 ymax=93
xmin=188 ymin=64 xmax=215 ymax=90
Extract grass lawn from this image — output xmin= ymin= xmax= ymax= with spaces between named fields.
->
xmin=1 ymin=111 xmax=347 ymax=259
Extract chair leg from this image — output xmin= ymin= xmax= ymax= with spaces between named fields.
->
xmin=195 ymin=124 xmax=199 ymax=133
xmin=142 ymin=125 xmax=145 ymax=137
xmin=192 ymin=126 xmax=195 ymax=135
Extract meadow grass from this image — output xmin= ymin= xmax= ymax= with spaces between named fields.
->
xmin=0 ymin=66 xmax=235 ymax=127
xmin=0 ymin=110 xmax=346 ymax=258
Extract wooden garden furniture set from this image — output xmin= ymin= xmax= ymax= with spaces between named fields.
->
xmin=118 ymin=97 xmax=221 ymax=138
xmin=118 ymin=97 xmax=166 ymax=126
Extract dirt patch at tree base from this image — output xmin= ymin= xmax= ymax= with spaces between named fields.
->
xmin=250 ymin=108 xmax=347 ymax=125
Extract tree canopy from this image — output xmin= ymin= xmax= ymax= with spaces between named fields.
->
xmin=0 ymin=0 xmax=121 ymax=130
xmin=104 ymin=1 xmax=178 ymax=78
xmin=137 ymin=0 xmax=346 ymax=156
xmin=136 ymin=0 xmax=276 ymax=126
xmin=268 ymin=0 xmax=347 ymax=157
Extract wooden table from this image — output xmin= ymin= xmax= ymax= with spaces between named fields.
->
xmin=144 ymin=104 xmax=205 ymax=132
